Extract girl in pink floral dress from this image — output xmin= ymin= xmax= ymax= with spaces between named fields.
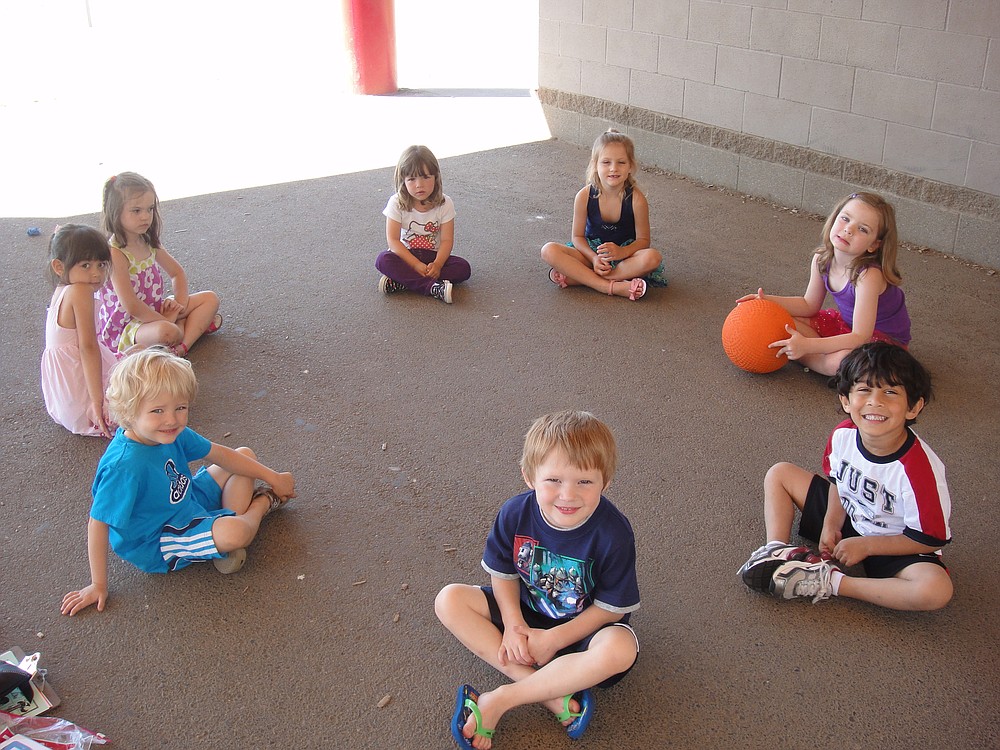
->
xmin=98 ymin=172 xmax=222 ymax=357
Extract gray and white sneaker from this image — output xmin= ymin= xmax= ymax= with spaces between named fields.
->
xmin=254 ymin=484 xmax=288 ymax=516
xmin=770 ymin=559 xmax=835 ymax=603
xmin=213 ymin=548 xmax=247 ymax=574
xmin=430 ymin=280 xmax=453 ymax=304
xmin=738 ymin=542 xmax=817 ymax=592
xmin=378 ymin=275 xmax=406 ymax=295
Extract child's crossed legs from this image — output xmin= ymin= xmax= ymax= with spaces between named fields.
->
xmin=207 ymin=446 xmax=279 ymax=553
xmin=134 ymin=290 xmax=220 ymax=354
xmin=764 ymin=462 xmax=953 ymax=611
xmin=435 ymin=583 xmax=637 ymax=750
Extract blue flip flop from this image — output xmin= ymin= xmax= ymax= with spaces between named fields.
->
xmin=557 ymin=689 xmax=594 ymax=740
xmin=451 ymin=684 xmax=495 ymax=748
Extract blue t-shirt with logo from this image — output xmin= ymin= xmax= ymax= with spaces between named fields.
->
xmin=481 ymin=490 xmax=640 ymax=622
xmin=90 ymin=427 xmax=217 ymax=573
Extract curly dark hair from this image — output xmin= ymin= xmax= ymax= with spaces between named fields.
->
xmin=832 ymin=342 xmax=932 ymax=419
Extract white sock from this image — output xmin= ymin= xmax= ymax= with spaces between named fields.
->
xmin=831 ymin=569 xmax=845 ymax=596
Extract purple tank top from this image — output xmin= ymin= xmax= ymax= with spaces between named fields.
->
xmin=824 ymin=269 xmax=911 ymax=346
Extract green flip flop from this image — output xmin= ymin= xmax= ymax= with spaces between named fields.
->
xmin=555 ymin=689 xmax=594 ymax=740
xmin=451 ymin=684 xmax=495 ymax=747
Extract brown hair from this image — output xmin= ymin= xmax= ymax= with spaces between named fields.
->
xmin=521 ymin=411 xmax=617 ymax=486
xmin=101 ymin=172 xmax=163 ymax=249
xmin=393 ymin=145 xmax=445 ymax=211
xmin=815 ymin=191 xmax=901 ymax=287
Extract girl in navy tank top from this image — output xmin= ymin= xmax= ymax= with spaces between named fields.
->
xmin=541 ymin=130 xmax=666 ymax=301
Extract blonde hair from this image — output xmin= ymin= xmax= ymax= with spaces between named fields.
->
xmin=586 ymin=129 xmax=638 ymax=195
xmin=393 ymin=145 xmax=444 ymax=211
xmin=106 ymin=347 xmax=198 ymax=428
xmin=815 ymin=191 xmax=901 ymax=286
xmin=520 ymin=411 xmax=617 ymax=486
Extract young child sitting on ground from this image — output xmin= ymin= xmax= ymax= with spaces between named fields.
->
xmin=61 ymin=348 xmax=296 ymax=615
xmin=738 ymin=342 xmax=952 ymax=611
xmin=435 ymin=411 xmax=639 ymax=749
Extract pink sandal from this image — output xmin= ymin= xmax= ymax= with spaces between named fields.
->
xmin=548 ymin=268 xmax=569 ymax=288
xmin=628 ymin=278 xmax=647 ymax=301
xmin=608 ymin=278 xmax=647 ymax=300
xmin=206 ymin=313 xmax=223 ymax=334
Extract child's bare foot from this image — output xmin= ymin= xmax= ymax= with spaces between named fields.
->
xmin=206 ymin=313 xmax=223 ymax=334
xmin=543 ymin=693 xmax=578 ymax=725
xmin=549 ymin=690 xmax=594 ymax=739
xmin=548 ymin=268 xmax=570 ymax=288
xmin=608 ymin=278 xmax=647 ymax=300
xmin=463 ymin=689 xmax=502 ymax=750
xmin=451 ymin=685 xmax=497 ymax=750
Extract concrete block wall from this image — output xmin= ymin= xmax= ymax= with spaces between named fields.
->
xmin=538 ymin=0 xmax=1000 ymax=267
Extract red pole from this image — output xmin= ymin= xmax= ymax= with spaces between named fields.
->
xmin=342 ymin=0 xmax=397 ymax=95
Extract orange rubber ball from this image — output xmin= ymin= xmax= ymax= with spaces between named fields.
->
xmin=722 ymin=299 xmax=795 ymax=373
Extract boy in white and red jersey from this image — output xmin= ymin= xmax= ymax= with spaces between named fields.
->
xmin=738 ymin=342 xmax=953 ymax=611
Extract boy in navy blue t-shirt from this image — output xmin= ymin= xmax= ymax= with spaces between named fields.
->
xmin=436 ymin=411 xmax=639 ymax=749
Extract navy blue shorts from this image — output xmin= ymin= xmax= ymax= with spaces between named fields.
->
xmin=480 ymin=585 xmax=637 ymax=688
xmin=799 ymin=474 xmax=946 ymax=578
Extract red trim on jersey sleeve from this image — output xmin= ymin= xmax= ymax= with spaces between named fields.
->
xmin=822 ymin=418 xmax=854 ymax=476
xmin=899 ymin=440 xmax=949 ymax=541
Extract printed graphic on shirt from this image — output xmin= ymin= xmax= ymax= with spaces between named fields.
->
xmin=831 ymin=459 xmax=896 ymax=529
xmin=403 ymin=220 xmax=438 ymax=250
xmin=514 ymin=535 xmax=593 ymax=619
xmin=164 ymin=459 xmax=190 ymax=505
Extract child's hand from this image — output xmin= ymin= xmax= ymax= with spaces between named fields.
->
xmin=597 ymin=242 xmax=623 ymax=262
xmin=523 ymin=626 xmax=561 ymax=667
xmin=61 ymin=583 xmax=108 ymax=616
xmin=88 ymin=401 xmax=113 ymax=439
xmin=498 ymin=624 xmax=533 ymax=666
xmin=592 ymin=253 xmax=612 ymax=276
xmin=422 ymin=261 xmax=442 ymax=280
xmin=819 ymin=527 xmax=842 ymax=555
xmin=831 ymin=537 xmax=870 ymax=567
xmin=161 ymin=297 xmax=183 ymax=323
xmin=271 ymin=472 xmax=296 ymax=500
xmin=94 ymin=412 xmax=113 ymax=439
xmin=769 ymin=324 xmax=807 ymax=360
xmin=736 ymin=288 xmax=766 ymax=304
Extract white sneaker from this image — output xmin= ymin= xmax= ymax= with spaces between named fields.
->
xmin=213 ymin=548 xmax=247 ymax=574
xmin=430 ymin=280 xmax=453 ymax=304
xmin=738 ymin=542 xmax=815 ymax=591
xmin=770 ymin=560 xmax=835 ymax=603
xmin=378 ymin=275 xmax=406 ymax=295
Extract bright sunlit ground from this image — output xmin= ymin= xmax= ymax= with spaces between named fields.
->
xmin=0 ymin=0 xmax=545 ymax=217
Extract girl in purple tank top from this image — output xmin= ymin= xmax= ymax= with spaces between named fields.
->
xmin=737 ymin=192 xmax=910 ymax=376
